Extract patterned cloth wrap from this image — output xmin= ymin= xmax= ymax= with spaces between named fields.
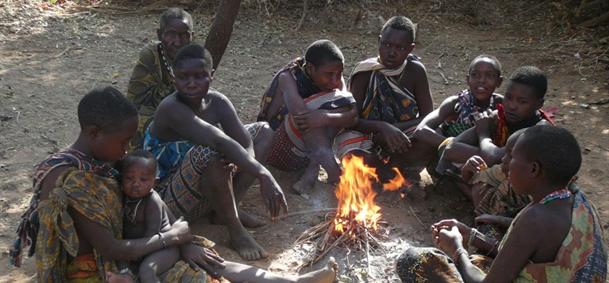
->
xmin=470 ymin=164 xmax=532 ymax=240
xmin=10 ymin=149 xmax=117 ymax=268
xmin=36 ymin=169 xmax=224 ymax=282
xmin=441 ymin=89 xmax=502 ymax=137
xmin=396 ymin=189 xmax=607 ymax=283
xmin=257 ymin=57 xmax=355 ymax=171
xmin=493 ymin=104 xmax=554 ymax=147
xmin=127 ymin=42 xmax=176 ymax=150
xmin=144 ymin=122 xmax=265 ymax=219
xmin=334 ymin=55 xmax=420 ymax=159
xmin=266 ymin=90 xmax=356 ymax=171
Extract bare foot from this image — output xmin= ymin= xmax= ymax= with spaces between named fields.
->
xmin=238 ymin=209 xmax=266 ymax=228
xmin=297 ymin=257 xmax=338 ymax=283
xmin=293 ymin=164 xmax=318 ymax=195
xmin=229 ymin=226 xmax=268 ymax=261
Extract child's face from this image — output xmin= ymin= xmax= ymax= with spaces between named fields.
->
xmin=89 ymin=117 xmax=138 ymax=162
xmin=466 ymin=60 xmax=502 ymax=102
xmin=158 ymin=18 xmax=192 ymax=59
xmin=122 ymin=158 xmax=156 ymax=198
xmin=504 ymin=82 xmax=543 ymax=124
xmin=174 ymin=58 xmax=212 ymax=102
xmin=307 ymin=61 xmax=344 ymax=92
xmin=378 ymin=27 xmax=414 ymax=69
xmin=508 ymin=138 xmax=534 ymax=194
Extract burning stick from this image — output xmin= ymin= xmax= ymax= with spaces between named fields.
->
xmin=295 ymin=155 xmax=409 ymax=267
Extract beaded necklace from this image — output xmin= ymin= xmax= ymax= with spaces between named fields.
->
xmin=158 ymin=43 xmax=175 ymax=83
xmin=539 ymin=188 xmax=571 ymax=204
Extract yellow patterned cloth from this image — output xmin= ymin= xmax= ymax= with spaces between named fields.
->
xmin=35 ymin=169 xmax=224 ymax=282
xmin=35 ymin=169 xmax=122 ymax=282
xmin=127 ymin=41 xmax=175 ymax=150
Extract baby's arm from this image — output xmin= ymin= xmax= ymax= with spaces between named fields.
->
xmin=138 ymin=191 xmax=181 ymax=283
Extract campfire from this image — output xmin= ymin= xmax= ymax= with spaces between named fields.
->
xmin=296 ymin=154 xmax=409 ymax=266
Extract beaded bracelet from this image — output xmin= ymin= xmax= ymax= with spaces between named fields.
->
xmin=452 ymin=247 xmax=468 ymax=264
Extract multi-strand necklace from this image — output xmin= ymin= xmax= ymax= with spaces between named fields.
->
xmin=539 ymin=188 xmax=571 ymax=205
xmin=158 ymin=43 xmax=175 ymax=83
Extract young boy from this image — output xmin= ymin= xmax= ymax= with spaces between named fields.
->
xmin=118 ymin=150 xmax=180 ymax=283
xmin=147 ymin=43 xmax=287 ymax=260
xmin=438 ymin=66 xmax=553 ymax=171
xmin=397 ymin=125 xmax=607 ymax=282
xmin=127 ymin=8 xmax=194 ymax=149
xmin=415 ymin=55 xmax=503 ymax=149
xmin=335 ymin=16 xmax=433 ymax=167
xmin=257 ymin=39 xmax=357 ymax=194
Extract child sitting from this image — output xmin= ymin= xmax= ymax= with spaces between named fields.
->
xmin=415 ymin=55 xmax=503 ymax=150
xmin=257 ymin=39 xmax=357 ymax=194
xmin=438 ymin=66 xmax=553 ymax=172
xmin=118 ymin=150 xmax=180 ymax=283
xmin=461 ymin=129 xmax=531 ymax=240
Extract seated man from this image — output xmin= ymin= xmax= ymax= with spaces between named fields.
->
xmin=397 ymin=125 xmax=607 ymax=282
xmin=438 ymin=66 xmax=553 ymax=173
xmin=257 ymin=39 xmax=357 ymax=194
xmin=336 ymin=16 xmax=433 ymax=168
xmin=146 ymin=44 xmax=286 ymax=260
xmin=127 ymin=8 xmax=193 ymax=149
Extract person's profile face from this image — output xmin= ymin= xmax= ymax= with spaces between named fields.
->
xmin=308 ymin=61 xmax=344 ymax=91
xmin=90 ymin=116 xmax=138 ymax=162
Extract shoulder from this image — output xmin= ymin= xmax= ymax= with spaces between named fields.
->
xmin=207 ymin=90 xmax=234 ymax=108
xmin=146 ymin=190 xmax=164 ymax=211
xmin=137 ymin=42 xmax=160 ymax=63
xmin=406 ymin=57 xmax=428 ymax=74
xmin=513 ymin=205 xmax=552 ymax=233
xmin=39 ymin=165 xmax=73 ymax=200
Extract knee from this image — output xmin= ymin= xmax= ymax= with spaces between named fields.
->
xmin=255 ymin=122 xmax=274 ymax=142
xmin=138 ymin=263 xmax=157 ymax=282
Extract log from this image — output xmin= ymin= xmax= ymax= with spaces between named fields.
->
xmin=204 ymin=0 xmax=242 ymax=70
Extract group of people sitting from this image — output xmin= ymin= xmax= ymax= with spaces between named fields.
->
xmin=8 ymin=7 xmax=607 ymax=283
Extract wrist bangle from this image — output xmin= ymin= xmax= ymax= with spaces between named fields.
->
xmin=452 ymin=247 xmax=468 ymax=264
xmin=158 ymin=232 xmax=167 ymax=249
xmin=467 ymin=228 xmax=478 ymax=252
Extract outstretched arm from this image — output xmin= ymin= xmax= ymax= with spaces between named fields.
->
xmin=414 ymin=96 xmax=459 ymax=146
xmin=213 ymin=94 xmax=255 ymax=157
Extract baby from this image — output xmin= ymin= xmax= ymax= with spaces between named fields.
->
xmin=119 ymin=150 xmax=179 ymax=283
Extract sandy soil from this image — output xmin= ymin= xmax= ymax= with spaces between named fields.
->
xmin=1 ymin=1 xmax=608 ymax=282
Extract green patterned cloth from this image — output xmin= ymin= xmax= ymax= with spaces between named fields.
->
xmin=126 ymin=42 xmax=175 ymax=150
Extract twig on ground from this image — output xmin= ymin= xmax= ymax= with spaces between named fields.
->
xmin=294 ymin=0 xmax=308 ymax=31
xmin=54 ymin=46 xmax=72 ymax=58
xmin=406 ymin=200 xmax=426 ymax=229
xmin=279 ymin=208 xmax=337 ymax=220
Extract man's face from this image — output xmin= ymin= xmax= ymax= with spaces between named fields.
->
xmin=504 ymin=82 xmax=543 ymax=124
xmin=158 ymin=18 xmax=192 ymax=59
xmin=378 ymin=27 xmax=414 ymax=69
xmin=174 ymin=58 xmax=212 ymax=103
xmin=307 ymin=61 xmax=344 ymax=91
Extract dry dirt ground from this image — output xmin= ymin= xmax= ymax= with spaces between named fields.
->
xmin=1 ymin=1 xmax=608 ymax=282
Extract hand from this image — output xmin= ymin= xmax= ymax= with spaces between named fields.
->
xmin=165 ymin=217 xmax=193 ymax=245
xmin=181 ymin=244 xmax=225 ymax=279
xmin=293 ymin=110 xmax=327 ymax=131
xmin=474 ymin=109 xmax=497 ymax=137
xmin=462 ymin=155 xmax=487 ymax=176
xmin=431 ymin=219 xmax=471 ymax=247
xmin=377 ymin=123 xmax=411 ymax=153
xmin=475 ymin=214 xmax=502 ymax=225
xmin=258 ymin=172 xmax=288 ymax=219
xmin=434 ymin=226 xmax=464 ymax=257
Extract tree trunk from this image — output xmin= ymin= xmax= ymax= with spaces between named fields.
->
xmin=204 ymin=0 xmax=242 ymax=71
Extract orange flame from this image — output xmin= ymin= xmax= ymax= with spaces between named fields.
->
xmin=333 ymin=155 xmax=408 ymax=234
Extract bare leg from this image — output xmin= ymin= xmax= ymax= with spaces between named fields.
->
xmin=293 ymin=127 xmax=340 ymax=194
xmin=218 ymin=257 xmax=337 ymax=283
xmin=199 ymin=160 xmax=267 ymax=260
xmin=138 ymin=247 xmax=180 ymax=283
xmin=228 ymin=122 xmax=274 ymax=228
